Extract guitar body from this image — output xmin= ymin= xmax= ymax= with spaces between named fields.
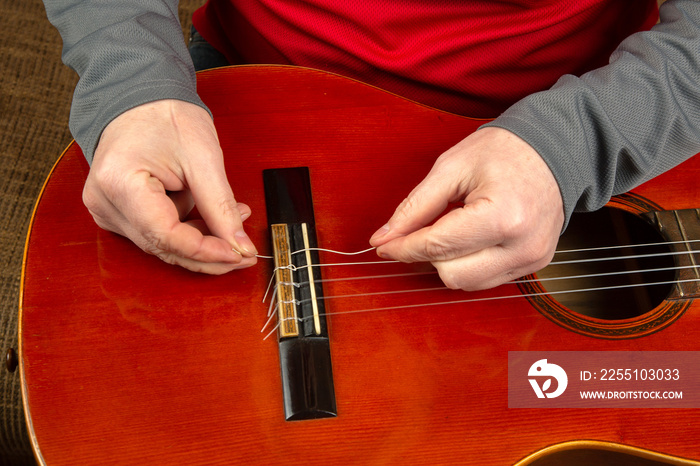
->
xmin=20 ymin=66 xmax=700 ymax=465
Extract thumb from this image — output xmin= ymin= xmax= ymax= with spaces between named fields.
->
xmin=371 ymin=199 xmax=498 ymax=263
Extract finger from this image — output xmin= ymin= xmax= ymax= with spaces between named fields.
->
xmin=186 ymin=158 xmax=258 ymax=257
xmin=117 ymin=172 xmax=247 ymax=267
xmin=370 ymin=161 xmax=464 ymax=247
xmin=236 ymin=202 xmax=252 ymax=222
xmin=155 ymin=218 xmax=257 ymax=273
xmin=182 ymin=204 xmax=251 ymax=236
xmin=158 ymin=253 xmax=257 ymax=275
xmin=154 ymin=220 xmax=258 ymax=274
xmin=432 ymin=241 xmax=552 ymax=291
xmin=374 ymin=197 xmax=502 ymax=263
xmin=431 ymin=249 xmax=517 ymax=291
xmin=164 ymin=205 xmax=258 ymax=273
xmin=86 ymin=168 xmax=255 ymax=272
xmin=167 ymin=190 xmax=195 ymax=221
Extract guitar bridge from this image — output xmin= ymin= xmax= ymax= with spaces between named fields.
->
xmin=264 ymin=167 xmax=337 ymax=421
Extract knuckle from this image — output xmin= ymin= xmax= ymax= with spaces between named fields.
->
xmin=89 ymin=160 xmax=119 ymax=189
xmin=517 ymin=245 xmax=546 ymax=269
xmin=433 ymin=150 xmax=460 ymax=172
xmin=394 ymin=194 xmax=422 ymax=222
xmin=495 ymin=211 xmax=529 ymax=240
xmin=218 ymin=197 xmax=238 ymax=218
xmin=81 ymin=183 xmax=100 ymax=213
xmin=503 ymin=240 xmax=557 ymax=281
xmin=81 ymin=184 xmax=116 ymax=232
xmin=153 ymin=250 xmax=192 ymax=270
xmin=423 ymin=236 xmax=453 ymax=261
xmin=522 ymin=232 xmax=558 ymax=267
xmin=435 ymin=262 xmax=476 ymax=291
xmin=83 ymin=166 xmax=122 ymax=211
xmin=142 ymin=230 xmax=168 ymax=257
xmin=438 ymin=270 xmax=463 ymax=290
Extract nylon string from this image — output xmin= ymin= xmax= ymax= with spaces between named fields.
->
xmin=256 ymin=241 xmax=700 ymax=338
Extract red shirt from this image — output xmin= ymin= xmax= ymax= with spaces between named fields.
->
xmin=193 ymin=1 xmax=658 ymax=117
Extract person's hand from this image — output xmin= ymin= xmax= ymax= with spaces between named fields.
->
xmin=369 ymin=127 xmax=564 ymax=291
xmin=83 ymin=99 xmax=257 ymax=274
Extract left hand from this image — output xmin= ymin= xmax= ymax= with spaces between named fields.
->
xmin=369 ymin=127 xmax=565 ymax=291
xmin=84 ymin=99 xmax=258 ymax=275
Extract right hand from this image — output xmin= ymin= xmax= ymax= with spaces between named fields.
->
xmin=83 ymin=99 xmax=258 ymax=274
xmin=370 ymin=127 xmax=564 ymax=291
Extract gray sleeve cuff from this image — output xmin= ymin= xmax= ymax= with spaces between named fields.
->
xmin=44 ymin=0 xmax=210 ymax=162
xmin=72 ymin=80 xmax=208 ymax=164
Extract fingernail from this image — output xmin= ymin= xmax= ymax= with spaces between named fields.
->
xmin=376 ymin=249 xmax=395 ymax=261
xmin=233 ymin=230 xmax=258 ymax=256
xmin=370 ymin=223 xmax=391 ymax=241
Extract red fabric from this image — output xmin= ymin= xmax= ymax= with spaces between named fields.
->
xmin=193 ymin=1 xmax=658 ymax=118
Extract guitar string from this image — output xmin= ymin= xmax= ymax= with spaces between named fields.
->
xmin=254 ymin=246 xmax=379 ymax=260
xmin=261 ymin=278 xmax=700 ymax=340
xmin=555 ymin=238 xmax=700 ymax=254
xmin=258 ymin=287 xmax=440 ymax=335
xmin=312 ymin=278 xmax=700 ymax=317
xmin=255 ymin=240 xmax=700 ymax=304
xmin=260 ymin=246 xmax=699 ymax=287
xmin=275 ymin=263 xmax=697 ymax=293
xmin=549 ymin=248 xmax=699 ymax=266
xmin=256 ymin=240 xmax=700 ymax=269
xmin=258 ymin=240 xmax=699 ymax=337
xmin=261 ymin=277 xmax=700 ymax=340
xmin=260 ymin=285 xmax=447 ymax=336
xmin=258 ymin=242 xmax=699 ymax=305
xmin=260 ymin=245 xmax=699 ymax=287
xmin=259 ymin=257 xmax=698 ymax=333
xmin=260 ymin=264 xmax=698 ymax=329
xmin=257 ymin=240 xmax=700 ymax=314
xmin=262 ymin=270 xmax=438 ymax=304
xmin=258 ymin=246 xmax=404 ymax=336
xmin=254 ymin=238 xmax=700 ymax=260
xmin=258 ymin=246 xmax=398 ymax=302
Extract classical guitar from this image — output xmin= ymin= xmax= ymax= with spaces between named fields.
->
xmin=20 ymin=66 xmax=700 ymax=465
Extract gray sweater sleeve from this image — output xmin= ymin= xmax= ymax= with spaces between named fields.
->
xmin=484 ymin=0 xmax=700 ymax=223
xmin=43 ymin=0 xmax=208 ymax=162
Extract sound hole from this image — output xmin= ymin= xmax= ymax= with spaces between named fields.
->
xmin=537 ymin=207 xmax=675 ymax=320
